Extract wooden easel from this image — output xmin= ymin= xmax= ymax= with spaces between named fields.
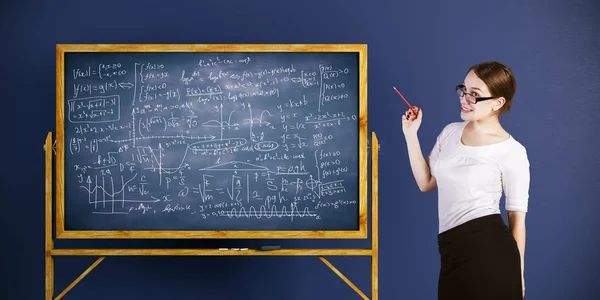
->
xmin=44 ymin=131 xmax=379 ymax=300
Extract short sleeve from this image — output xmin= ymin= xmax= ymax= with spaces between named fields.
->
xmin=428 ymin=132 xmax=443 ymax=177
xmin=502 ymin=145 xmax=531 ymax=212
xmin=428 ymin=123 xmax=456 ymax=177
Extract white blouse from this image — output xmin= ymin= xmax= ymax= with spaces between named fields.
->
xmin=429 ymin=121 xmax=530 ymax=234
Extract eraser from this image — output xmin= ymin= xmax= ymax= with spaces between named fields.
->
xmin=259 ymin=245 xmax=281 ymax=251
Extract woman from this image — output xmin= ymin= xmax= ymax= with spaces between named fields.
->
xmin=402 ymin=61 xmax=529 ymax=299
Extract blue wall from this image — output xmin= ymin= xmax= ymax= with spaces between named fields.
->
xmin=2 ymin=0 xmax=599 ymax=299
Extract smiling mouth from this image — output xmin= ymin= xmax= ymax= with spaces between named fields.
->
xmin=461 ymin=106 xmax=473 ymax=112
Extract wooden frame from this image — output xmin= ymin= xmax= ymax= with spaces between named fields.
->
xmin=55 ymin=44 xmax=368 ymax=239
xmin=45 ymin=131 xmax=379 ymax=300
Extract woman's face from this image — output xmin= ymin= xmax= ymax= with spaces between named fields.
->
xmin=459 ymin=71 xmax=504 ymax=121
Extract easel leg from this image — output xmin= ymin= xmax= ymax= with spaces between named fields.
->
xmin=45 ymin=132 xmax=54 ymax=300
xmin=371 ymin=132 xmax=380 ymax=300
xmin=318 ymin=256 xmax=369 ymax=300
xmin=371 ymin=255 xmax=378 ymax=300
xmin=54 ymin=257 xmax=105 ymax=300
xmin=46 ymin=254 xmax=54 ymax=300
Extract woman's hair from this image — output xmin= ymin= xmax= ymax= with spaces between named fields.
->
xmin=468 ymin=61 xmax=517 ymax=114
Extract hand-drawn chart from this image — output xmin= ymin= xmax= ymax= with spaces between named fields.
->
xmin=62 ymin=51 xmax=362 ymax=231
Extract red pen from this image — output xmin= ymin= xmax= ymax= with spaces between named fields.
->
xmin=393 ymin=86 xmax=418 ymax=116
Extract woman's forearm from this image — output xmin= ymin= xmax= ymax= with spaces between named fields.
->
xmin=508 ymin=211 xmax=526 ymax=273
xmin=405 ymin=133 xmax=436 ymax=192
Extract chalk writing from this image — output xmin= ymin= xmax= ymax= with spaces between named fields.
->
xmin=63 ymin=52 xmax=360 ymax=231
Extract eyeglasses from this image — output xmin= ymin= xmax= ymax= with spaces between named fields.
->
xmin=456 ymin=84 xmax=496 ymax=104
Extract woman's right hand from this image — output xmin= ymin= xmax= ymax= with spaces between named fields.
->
xmin=402 ymin=106 xmax=422 ymax=136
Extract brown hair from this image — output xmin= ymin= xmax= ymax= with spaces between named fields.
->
xmin=468 ymin=61 xmax=517 ymax=114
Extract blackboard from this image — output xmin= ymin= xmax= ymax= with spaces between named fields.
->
xmin=56 ymin=44 xmax=368 ymax=238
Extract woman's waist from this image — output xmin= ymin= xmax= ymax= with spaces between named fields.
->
xmin=437 ymin=213 xmax=508 ymax=246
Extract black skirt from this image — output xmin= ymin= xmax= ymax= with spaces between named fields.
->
xmin=437 ymin=214 xmax=523 ymax=300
